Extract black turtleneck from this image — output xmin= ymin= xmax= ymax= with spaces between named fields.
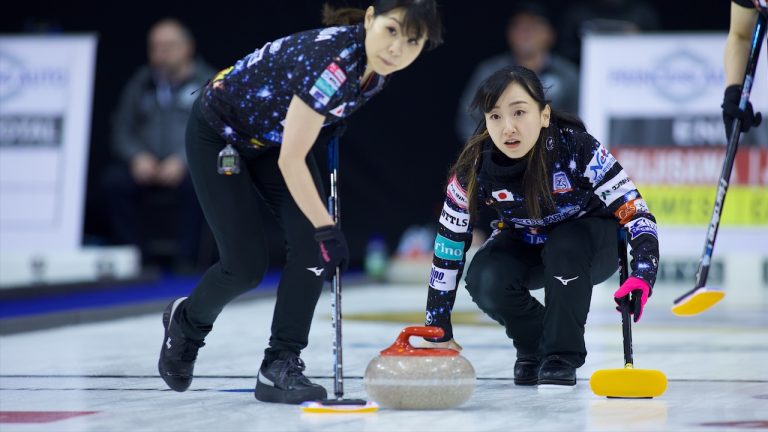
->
xmin=481 ymin=141 xmax=529 ymax=183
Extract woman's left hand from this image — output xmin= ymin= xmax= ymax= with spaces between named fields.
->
xmin=613 ymin=276 xmax=651 ymax=322
xmin=314 ymin=224 xmax=349 ymax=281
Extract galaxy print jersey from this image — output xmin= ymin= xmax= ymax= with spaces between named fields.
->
xmin=424 ymin=125 xmax=660 ymax=341
xmin=199 ymin=24 xmax=387 ymax=151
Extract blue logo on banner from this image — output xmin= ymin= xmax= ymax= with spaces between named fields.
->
xmin=434 ymin=234 xmax=464 ymax=261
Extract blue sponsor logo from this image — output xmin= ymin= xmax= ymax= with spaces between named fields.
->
xmin=629 ymin=218 xmax=658 ymax=240
xmin=430 ymin=267 xmax=445 ymax=286
xmin=0 ymin=51 xmax=68 ymax=102
xmin=608 ymin=50 xmax=723 ymax=103
xmin=434 ymin=234 xmax=464 ymax=261
xmin=552 ymin=171 xmax=571 ymax=193
xmin=588 ymin=146 xmax=614 ymax=184
xmin=523 ymin=232 xmax=548 ymax=244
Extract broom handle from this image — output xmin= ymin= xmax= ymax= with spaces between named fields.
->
xmin=617 ymin=229 xmax=633 ymax=367
xmin=675 ymin=13 xmax=766 ymax=303
xmin=328 ymin=137 xmax=344 ymax=399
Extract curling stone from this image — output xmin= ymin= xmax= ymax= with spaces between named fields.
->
xmin=363 ymin=326 xmax=475 ymax=410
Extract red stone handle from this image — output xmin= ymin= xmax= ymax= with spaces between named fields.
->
xmin=379 ymin=326 xmax=459 ymax=357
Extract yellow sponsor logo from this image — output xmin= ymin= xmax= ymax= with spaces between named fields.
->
xmin=639 ymin=185 xmax=768 ymax=225
xmin=213 ymin=66 xmax=233 ymax=82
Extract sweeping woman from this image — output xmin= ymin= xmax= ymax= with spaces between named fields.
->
xmin=157 ymin=0 xmax=442 ymax=404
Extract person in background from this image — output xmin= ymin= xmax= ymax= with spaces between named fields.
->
xmin=157 ymin=0 xmax=443 ymax=405
xmin=556 ymin=0 xmax=660 ymax=66
xmin=103 ymin=18 xmax=215 ymax=272
xmin=424 ymin=65 xmax=659 ymax=387
xmin=722 ymin=0 xmax=764 ymax=140
xmin=456 ymin=2 xmax=579 ymax=142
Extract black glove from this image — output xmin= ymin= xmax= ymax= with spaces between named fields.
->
xmin=314 ymin=224 xmax=349 ymax=281
xmin=722 ymin=84 xmax=762 ymax=140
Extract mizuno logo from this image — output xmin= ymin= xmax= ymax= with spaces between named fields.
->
xmin=306 ymin=267 xmax=324 ymax=276
xmin=554 ymin=275 xmax=579 ymax=285
xmin=166 ymin=337 xmax=172 ymax=349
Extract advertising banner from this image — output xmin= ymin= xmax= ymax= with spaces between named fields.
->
xmin=0 ymin=34 xmax=98 ymax=251
xmin=581 ymin=33 xmax=767 ymax=228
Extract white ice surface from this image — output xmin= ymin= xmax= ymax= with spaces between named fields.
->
xmin=0 ymin=280 xmax=766 ymax=432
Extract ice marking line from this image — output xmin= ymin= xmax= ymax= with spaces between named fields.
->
xmin=0 ymin=376 xmax=765 ymax=384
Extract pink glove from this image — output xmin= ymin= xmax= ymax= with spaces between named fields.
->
xmin=613 ymin=276 xmax=651 ymax=322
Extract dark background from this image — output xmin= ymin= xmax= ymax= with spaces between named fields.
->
xmin=2 ymin=1 xmax=731 ymax=269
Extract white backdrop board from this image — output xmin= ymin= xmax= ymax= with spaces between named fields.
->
xmin=0 ymin=34 xmax=98 ymax=252
xmin=580 ymin=32 xmax=767 ymax=148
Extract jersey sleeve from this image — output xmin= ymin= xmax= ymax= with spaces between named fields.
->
xmin=424 ymin=175 xmax=474 ymax=342
xmin=578 ymin=134 xmax=660 ymax=289
xmin=289 ymin=28 xmax=355 ymax=117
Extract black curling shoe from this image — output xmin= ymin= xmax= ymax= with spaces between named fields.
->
xmin=158 ymin=297 xmax=205 ymax=392
xmin=538 ymin=356 xmax=577 ymax=386
xmin=255 ymin=351 xmax=327 ymax=404
xmin=513 ymin=357 xmax=540 ymax=386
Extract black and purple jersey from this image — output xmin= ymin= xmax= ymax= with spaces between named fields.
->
xmin=199 ymin=24 xmax=387 ymax=150
xmin=425 ymin=125 xmax=660 ymax=336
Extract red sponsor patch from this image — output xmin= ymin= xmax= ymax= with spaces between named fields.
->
xmin=326 ymin=62 xmax=347 ymax=84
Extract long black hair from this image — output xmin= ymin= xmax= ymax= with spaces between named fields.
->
xmin=450 ymin=65 xmax=586 ymax=220
xmin=322 ymin=0 xmax=443 ymax=49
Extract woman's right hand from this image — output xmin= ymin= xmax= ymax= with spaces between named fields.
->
xmin=419 ymin=338 xmax=463 ymax=352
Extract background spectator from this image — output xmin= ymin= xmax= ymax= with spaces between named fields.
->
xmin=456 ymin=2 xmax=580 ymax=142
xmin=101 ymin=18 xmax=216 ymax=272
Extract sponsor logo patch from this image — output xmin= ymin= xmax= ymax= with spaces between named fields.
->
xmin=269 ymin=38 xmax=284 ymax=53
xmin=584 ymin=143 xmax=617 ymax=185
xmin=327 ymin=62 xmax=347 ymax=83
xmin=523 ymin=227 xmax=548 ymax=244
xmin=315 ymin=27 xmax=344 ymax=42
xmin=447 ymin=176 xmax=468 ymax=209
xmin=309 ymin=86 xmax=330 ymax=105
xmin=595 ymin=171 xmax=636 ymax=205
xmin=552 ymin=171 xmax=572 ymax=194
xmin=614 ymin=198 xmax=650 ymax=224
xmin=429 ymin=265 xmax=458 ymax=291
xmin=313 ymin=76 xmax=336 ymax=97
xmin=434 ymin=234 xmax=464 ymax=261
xmin=246 ymin=42 xmax=271 ymax=68
xmin=439 ymin=203 xmax=469 ymax=233
xmin=626 ymin=217 xmax=658 ymax=240
xmin=309 ymin=63 xmax=346 ymax=107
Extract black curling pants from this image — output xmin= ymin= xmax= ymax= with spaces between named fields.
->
xmin=176 ymin=97 xmax=326 ymax=358
xmin=464 ymin=217 xmax=619 ymax=367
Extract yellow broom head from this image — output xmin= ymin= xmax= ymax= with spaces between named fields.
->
xmin=672 ymin=288 xmax=725 ymax=316
xmin=590 ymin=366 xmax=668 ymax=398
xmin=300 ymin=400 xmax=379 ymax=414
